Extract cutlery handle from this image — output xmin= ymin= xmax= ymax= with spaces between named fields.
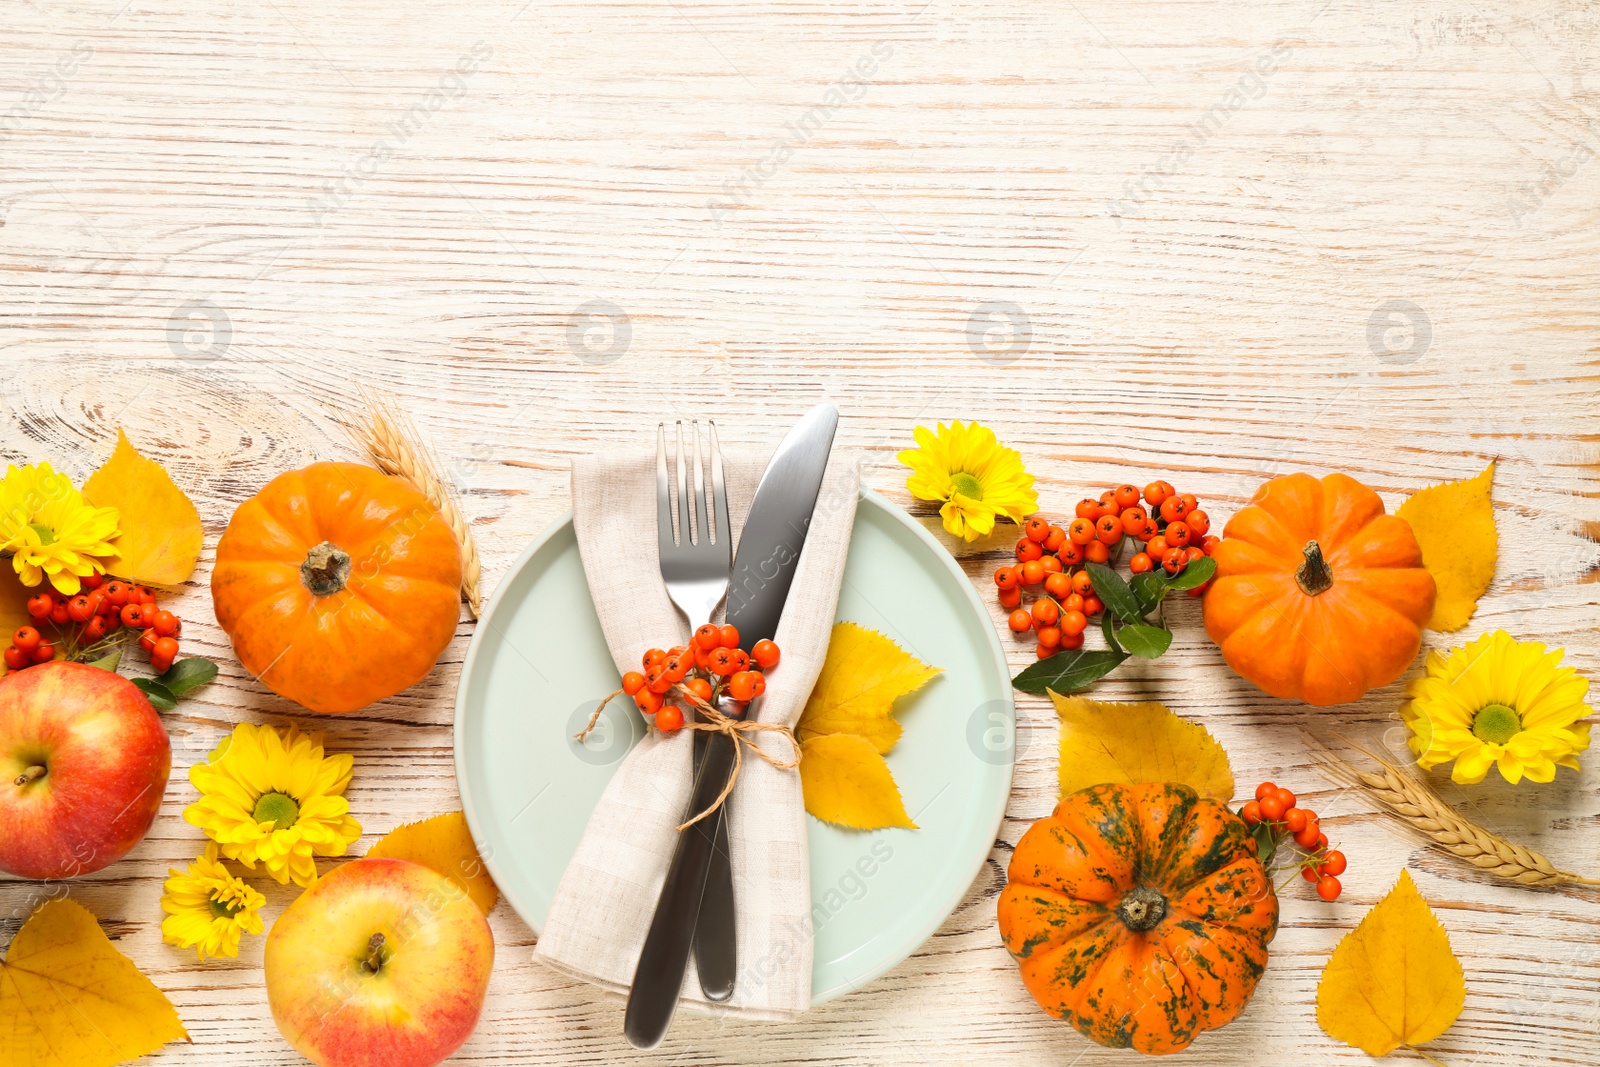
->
xmin=624 ymin=729 xmax=738 ymax=1049
xmin=692 ymin=718 xmax=737 ymax=1002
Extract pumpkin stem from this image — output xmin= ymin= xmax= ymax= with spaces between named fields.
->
xmin=360 ymin=932 xmax=386 ymax=975
xmin=1295 ymin=540 xmax=1333 ymax=596
xmin=1115 ymin=886 xmax=1168 ymax=932
xmin=13 ymin=765 xmax=46 ymax=787
xmin=301 ymin=541 xmax=353 ymax=597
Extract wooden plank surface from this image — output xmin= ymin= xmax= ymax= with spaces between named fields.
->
xmin=2 ymin=0 xmax=1598 ymax=1062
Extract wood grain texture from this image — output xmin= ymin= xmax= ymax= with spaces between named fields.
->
xmin=2 ymin=0 xmax=1598 ymax=1062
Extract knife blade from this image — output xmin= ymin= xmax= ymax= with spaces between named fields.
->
xmin=624 ymin=404 xmax=839 ymax=1050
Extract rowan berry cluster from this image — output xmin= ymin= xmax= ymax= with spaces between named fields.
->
xmin=9 ymin=575 xmax=187 ymax=674
xmin=1241 ymin=780 xmax=1349 ymax=901
xmin=620 ymin=623 xmax=780 ymax=732
xmin=994 ymin=481 xmax=1220 ymax=660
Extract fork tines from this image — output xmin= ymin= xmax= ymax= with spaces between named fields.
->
xmin=656 ymin=420 xmax=727 ymax=549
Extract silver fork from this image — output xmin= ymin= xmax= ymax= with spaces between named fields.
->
xmin=654 ymin=420 xmax=737 ymax=1003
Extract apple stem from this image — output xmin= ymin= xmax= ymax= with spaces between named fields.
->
xmin=362 ymin=933 xmax=386 ymax=975
xmin=14 ymin=765 xmax=45 ymax=787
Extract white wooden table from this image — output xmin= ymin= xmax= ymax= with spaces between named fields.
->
xmin=4 ymin=0 xmax=1599 ymax=1062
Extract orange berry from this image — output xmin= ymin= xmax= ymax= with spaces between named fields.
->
xmin=1024 ymin=517 xmax=1051 ymax=543
xmin=695 ymin=624 xmax=721 ymax=650
xmin=1034 ymin=642 xmax=1057 ymax=659
xmin=11 ymin=627 xmax=41 ymax=652
xmin=3 ymin=647 xmax=29 ymax=671
xmin=1071 ymin=571 xmax=1094 ymax=596
xmin=717 ymin=624 xmax=741 ymax=649
xmin=997 ymin=586 xmax=1022 ymax=609
xmin=1031 ymin=599 xmax=1060 ymax=626
xmin=656 ymin=705 xmax=685 ymax=732
xmin=1255 ymin=782 xmax=1277 ymax=800
xmin=1186 ymin=510 xmax=1211 ymax=537
xmin=1036 ymin=625 xmax=1061 ymax=648
xmin=1007 ymin=609 xmax=1033 ymax=633
xmin=1273 ymin=786 xmax=1297 ymax=809
xmin=1020 ymin=559 xmax=1045 ymax=586
xmin=621 ymin=671 xmax=645 ymax=695
xmin=1057 ymin=542 xmax=1085 ymax=566
xmin=685 ymin=677 xmax=714 ymax=703
xmin=708 ymin=647 xmax=740 ymax=675
xmin=643 ymin=648 xmax=668 ymax=670
xmin=1044 ymin=572 xmax=1073 ymax=599
xmin=1074 ymin=499 xmax=1101 ymax=520
xmin=1067 ymin=518 xmax=1096 ymax=546
xmin=1321 ymin=850 xmax=1348 ymax=876
xmin=1062 ymin=593 xmax=1084 ymax=613
xmin=1285 ymin=808 xmax=1308 ymax=833
xmin=1129 ymin=552 xmax=1153 ymax=574
xmin=728 ymin=671 xmax=759 ymax=701
xmin=1200 ymin=534 xmax=1223 ymax=554
xmin=1059 ymin=610 xmax=1088 ymax=636
xmin=1164 ymin=521 xmax=1191 ymax=548
xmin=1113 ymin=484 xmax=1141 ymax=509
xmin=1094 ymin=515 xmax=1122 ymax=544
xmin=1084 ymin=540 xmax=1110 ymax=564
xmin=1015 ymin=538 xmax=1044 ymax=562
xmin=751 ymin=639 xmax=780 ymax=669
xmin=1315 ymin=876 xmax=1342 ymax=902
xmin=1082 ymin=595 xmax=1103 ymax=616
xmin=1179 ymin=494 xmax=1199 ymax=514
xmin=153 ymin=636 xmax=179 ymax=661
xmin=1119 ymin=506 xmax=1148 ymax=535
xmin=1040 ymin=554 xmax=1062 ymax=574
xmin=1058 ymin=631 xmax=1085 ymax=651
xmin=1143 ymin=481 xmax=1171 ymax=507
xmin=1259 ymin=794 xmax=1288 ymax=821
xmin=994 ymin=566 xmax=1019 ymax=590
xmin=1240 ymin=800 xmax=1262 ymax=824
xmin=1162 ymin=548 xmax=1186 ymax=575
xmin=1185 ymin=545 xmax=1205 ymax=563
xmin=1043 ymin=525 xmax=1067 ymax=552
xmin=1159 ymin=495 xmax=1190 ymax=523
xmin=636 ymin=689 xmax=664 ymax=714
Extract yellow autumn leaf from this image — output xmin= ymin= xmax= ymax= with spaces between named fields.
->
xmin=798 ymin=733 xmax=917 ymax=830
xmin=81 ymin=429 xmax=203 ymax=586
xmin=1317 ymin=869 xmax=1465 ymax=1058
xmin=797 ymin=622 xmax=941 ymax=754
xmin=795 ymin=622 xmax=939 ymax=830
xmin=1397 ymin=462 xmax=1497 ymax=632
xmin=367 ymin=811 xmax=499 ymax=916
xmin=0 ymin=898 xmax=189 ymax=1067
xmin=1053 ymin=695 xmax=1234 ymax=803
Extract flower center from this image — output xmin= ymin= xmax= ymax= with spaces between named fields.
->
xmin=949 ymin=472 xmax=983 ymax=501
xmin=1471 ymin=703 xmax=1521 ymax=745
xmin=28 ymin=523 xmax=56 ymax=546
xmin=209 ymin=895 xmax=243 ymax=920
xmin=253 ymin=791 xmax=301 ymax=830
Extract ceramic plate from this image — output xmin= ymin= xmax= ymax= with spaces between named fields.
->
xmin=455 ymin=488 xmax=1013 ymax=1003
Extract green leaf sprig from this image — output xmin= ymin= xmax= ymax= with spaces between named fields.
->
xmin=1011 ymin=556 xmax=1215 ymax=696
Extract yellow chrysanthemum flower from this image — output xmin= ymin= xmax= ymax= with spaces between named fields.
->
xmin=185 ymin=723 xmax=363 ymax=887
xmin=1402 ymin=630 xmax=1593 ymax=785
xmin=897 ymin=421 xmax=1038 ymax=542
xmin=0 ymin=462 xmax=120 ymax=595
xmin=160 ymin=843 xmax=266 ymax=960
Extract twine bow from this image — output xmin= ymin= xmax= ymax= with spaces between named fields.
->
xmin=576 ymin=687 xmax=802 ymax=832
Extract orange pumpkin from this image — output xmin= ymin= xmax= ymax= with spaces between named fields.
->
xmin=998 ymin=782 xmax=1277 ymax=1055
xmin=1202 ymin=472 xmax=1435 ymax=706
xmin=212 ymin=462 xmax=461 ymax=715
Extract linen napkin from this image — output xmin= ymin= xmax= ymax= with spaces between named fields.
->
xmin=533 ymin=443 xmax=859 ymax=1020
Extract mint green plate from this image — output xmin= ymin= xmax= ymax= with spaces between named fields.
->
xmin=454 ymin=488 xmax=1013 ymax=1004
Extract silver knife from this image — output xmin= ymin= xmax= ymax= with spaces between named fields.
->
xmin=624 ymin=404 xmax=839 ymax=1049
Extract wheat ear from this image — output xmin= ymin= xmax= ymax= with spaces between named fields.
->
xmin=1317 ymin=747 xmax=1600 ymax=889
xmin=342 ymin=390 xmax=482 ymax=618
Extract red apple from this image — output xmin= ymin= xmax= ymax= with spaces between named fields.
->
xmin=266 ymin=857 xmax=494 ymax=1067
xmin=0 ymin=660 xmax=172 ymax=879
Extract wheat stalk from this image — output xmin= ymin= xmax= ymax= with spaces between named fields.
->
xmin=1317 ymin=747 xmax=1600 ymax=889
xmin=341 ymin=389 xmax=482 ymax=618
